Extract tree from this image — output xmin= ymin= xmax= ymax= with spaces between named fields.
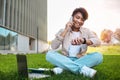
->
xmin=100 ymin=29 xmax=113 ymax=43
xmin=113 ymin=28 xmax=120 ymax=41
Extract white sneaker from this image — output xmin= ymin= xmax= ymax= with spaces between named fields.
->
xmin=52 ymin=67 xmax=63 ymax=74
xmin=80 ymin=66 xmax=97 ymax=78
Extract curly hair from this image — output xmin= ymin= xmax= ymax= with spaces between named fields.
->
xmin=72 ymin=7 xmax=88 ymax=21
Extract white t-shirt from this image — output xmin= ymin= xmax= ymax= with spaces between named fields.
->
xmin=71 ymin=31 xmax=81 ymax=39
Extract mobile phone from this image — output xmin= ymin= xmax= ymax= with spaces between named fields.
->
xmin=69 ymin=16 xmax=73 ymax=22
xmin=69 ymin=16 xmax=74 ymax=28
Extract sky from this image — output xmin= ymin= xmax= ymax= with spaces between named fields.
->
xmin=47 ymin=0 xmax=120 ymax=41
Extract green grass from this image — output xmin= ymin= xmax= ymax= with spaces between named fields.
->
xmin=0 ymin=45 xmax=120 ymax=80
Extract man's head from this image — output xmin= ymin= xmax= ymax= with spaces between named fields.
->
xmin=72 ymin=7 xmax=88 ymax=21
xmin=71 ymin=7 xmax=88 ymax=29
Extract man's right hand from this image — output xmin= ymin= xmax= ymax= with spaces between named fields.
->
xmin=65 ymin=21 xmax=74 ymax=31
xmin=60 ymin=21 xmax=73 ymax=37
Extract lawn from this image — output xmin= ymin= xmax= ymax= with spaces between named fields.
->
xmin=0 ymin=45 xmax=120 ymax=80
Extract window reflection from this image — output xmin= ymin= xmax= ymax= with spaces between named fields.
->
xmin=0 ymin=27 xmax=5 ymax=50
xmin=0 ymin=27 xmax=17 ymax=50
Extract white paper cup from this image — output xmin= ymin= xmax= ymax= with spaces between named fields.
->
xmin=68 ymin=45 xmax=81 ymax=57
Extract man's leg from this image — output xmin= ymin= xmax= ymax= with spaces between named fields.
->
xmin=74 ymin=52 xmax=103 ymax=68
xmin=46 ymin=50 xmax=83 ymax=74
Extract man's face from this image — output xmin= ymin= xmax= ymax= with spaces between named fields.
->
xmin=73 ymin=12 xmax=84 ymax=29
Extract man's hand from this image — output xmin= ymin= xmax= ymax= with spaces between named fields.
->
xmin=65 ymin=21 xmax=74 ymax=31
xmin=60 ymin=21 xmax=74 ymax=37
xmin=71 ymin=37 xmax=84 ymax=45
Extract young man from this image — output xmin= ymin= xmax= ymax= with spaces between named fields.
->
xmin=46 ymin=7 xmax=103 ymax=78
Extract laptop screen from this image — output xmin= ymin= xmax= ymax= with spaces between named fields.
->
xmin=16 ymin=54 xmax=51 ymax=79
xmin=16 ymin=54 xmax=28 ymax=79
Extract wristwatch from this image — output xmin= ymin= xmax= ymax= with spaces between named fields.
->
xmin=82 ymin=38 xmax=86 ymax=44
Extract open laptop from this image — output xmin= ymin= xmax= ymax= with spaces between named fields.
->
xmin=16 ymin=54 xmax=50 ymax=79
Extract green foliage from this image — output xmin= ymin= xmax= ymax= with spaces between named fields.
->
xmin=0 ymin=45 xmax=120 ymax=80
xmin=87 ymin=45 xmax=120 ymax=55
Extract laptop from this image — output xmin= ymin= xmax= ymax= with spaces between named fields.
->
xmin=16 ymin=54 xmax=50 ymax=79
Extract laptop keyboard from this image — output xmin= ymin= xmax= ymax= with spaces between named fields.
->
xmin=29 ymin=73 xmax=50 ymax=79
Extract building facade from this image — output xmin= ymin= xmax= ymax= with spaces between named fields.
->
xmin=0 ymin=0 xmax=48 ymax=54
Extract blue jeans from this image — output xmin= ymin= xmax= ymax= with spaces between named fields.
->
xmin=46 ymin=50 xmax=103 ymax=74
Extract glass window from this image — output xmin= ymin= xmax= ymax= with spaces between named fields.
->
xmin=0 ymin=27 xmax=5 ymax=50
xmin=0 ymin=26 xmax=17 ymax=50
xmin=9 ymin=31 xmax=17 ymax=51
xmin=4 ymin=29 xmax=10 ymax=50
